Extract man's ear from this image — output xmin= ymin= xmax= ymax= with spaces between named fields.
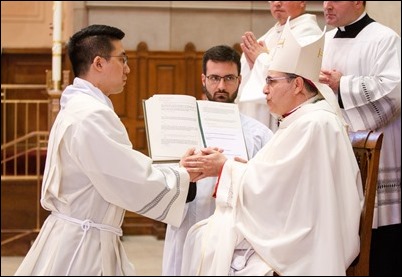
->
xmin=201 ymin=74 xmax=206 ymax=87
xmin=94 ymin=56 xmax=103 ymax=71
xmin=294 ymin=76 xmax=304 ymax=95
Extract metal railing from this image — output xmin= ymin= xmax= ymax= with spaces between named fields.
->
xmin=1 ymin=83 xmax=64 ymax=254
xmin=1 ymin=84 xmax=50 ymax=182
xmin=1 ymin=84 xmax=51 ymax=249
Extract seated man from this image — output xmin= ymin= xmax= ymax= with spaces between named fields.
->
xmin=180 ymin=20 xmax=364 ymax=276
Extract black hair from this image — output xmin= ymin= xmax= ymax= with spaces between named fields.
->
xmin=202 ymin=45 xmax=241 ymax=75
xmin=67 ymin=24 xmax=125 ymax=77
xmin=286 ymin=73 xmax=319 ymax=95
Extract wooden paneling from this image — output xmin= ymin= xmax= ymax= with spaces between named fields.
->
xmin=1 ymin=43 xmax=206 ymax=254
xmin=1 ymin=48 xmax=59 ymax=85
xmin=109 ymin=42 xmax=204 ymax=239
xmin=110 ymin=42 xmax=204 ymax=156
xmin=1 ymin=179 xmax=50 ymax=255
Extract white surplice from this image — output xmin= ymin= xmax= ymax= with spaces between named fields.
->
xmin=322 ymin=21 xmax=401 ymax=227
xmin=182 ymin=99 xmax=364 ymax=276
xmin=162 ymin=114 xmax=273 ymax=275
xmin=237 ymin=14 xmax=323 ymax=132
xmin=15 ymin=78 xmax=191 ymax=276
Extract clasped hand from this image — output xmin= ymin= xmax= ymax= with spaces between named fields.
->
xmin=240 ymin=31 xmax=267 ymax=69
xmin=179 ymin=147 xmax=227 ymax=182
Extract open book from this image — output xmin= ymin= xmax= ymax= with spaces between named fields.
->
xmin=143 ymin=94 xmax=249 ymax=163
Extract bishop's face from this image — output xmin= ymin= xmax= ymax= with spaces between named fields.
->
xmin=263 ymin=71 xmax=299 ymax=117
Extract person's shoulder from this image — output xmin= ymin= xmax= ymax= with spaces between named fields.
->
xmin=369 ymin=21 xmax=400 ymax=38
xmin=297 ymin=13 xmax=317 ymax=21
xmin=67 ymin=92 xmax=107 ymax=111
xmin=300 ymin=100 xmax=341 ymax=126
xmin=240 ymin=114 xmax=273 ymax=134
xmin=292 ymin=13 xmax=318 ymax=26
xmin=62 ymin=91 xmax=115 ymax=126
xmin=240 ymin=113 xmax=265 ymax=126
xmin=291 ymin=13 xmax=322 ymax=34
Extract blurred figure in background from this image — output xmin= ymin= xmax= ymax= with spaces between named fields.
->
xmin=320 ymin=2 xmax=401 ymax=275
xmin=237 ymin=1 xmax=322 ymax=132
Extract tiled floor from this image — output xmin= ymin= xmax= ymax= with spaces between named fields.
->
xmin=1 ymin=235 xmax=165 ymax=276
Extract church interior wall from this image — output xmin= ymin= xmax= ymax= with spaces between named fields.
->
xmin=3 ymin=1 xmax=399 ymax=52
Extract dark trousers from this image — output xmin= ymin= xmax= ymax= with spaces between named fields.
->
xmin=370 ymin=223 xmax=401 ymax=276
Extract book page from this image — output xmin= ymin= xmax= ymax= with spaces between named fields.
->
xmin=196 ymin=100 xmax=249 ymax=160
xmin=143 ymin=94 xmax=204 ymax=162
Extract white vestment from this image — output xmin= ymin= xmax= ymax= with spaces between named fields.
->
xmin=162 ymin=114 xmax=273 ymax=275
xmin=322 ymin=21 xmax=401 ymax=227
xmin=15 ymin=78 xmax=191 ymax=276
xmin=237 ymin=14 xmax=323 ymax=132
xmin=182 ymin=99 xmax=364 ymax=276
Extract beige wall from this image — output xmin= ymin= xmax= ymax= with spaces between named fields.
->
xmin=1 ymin=1 xmax=74 ymax=49
xmin=366 ymin=1 xmax=401 ymax=35
xmin=1 ymin=1 xmax=401 ymax=51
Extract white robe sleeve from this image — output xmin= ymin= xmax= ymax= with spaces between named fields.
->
xmin=45 ymin=103 xmax=190 ymax=227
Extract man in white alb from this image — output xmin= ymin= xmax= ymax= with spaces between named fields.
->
xmin=162 ymin=45 xmax=273 ymax=276
xmin=320 ymin=1 xmax=401 ymax=275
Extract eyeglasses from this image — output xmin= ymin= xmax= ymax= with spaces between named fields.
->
xmin=104 ymin=54 xmax=128 ymax=65
xmin=265 ymin=76 xmax=295 ymax=86
xmin=206 ymin=75 xmax=239 ymax=85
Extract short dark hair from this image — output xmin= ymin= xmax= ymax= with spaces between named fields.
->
xmin=202 ymin=45 xmax=241 ymax=75
xmin=286 ymin=73 xmax=319 ymax=95
xmin=68 ymin=24 xmax=125 ymax=77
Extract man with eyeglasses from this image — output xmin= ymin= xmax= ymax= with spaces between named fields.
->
xmin=320 ymin=2 xmax=401 ymax=275
xmin=180 ymin=20 xmax=363 ymax=276
xmin=237 ymin=1 xmax=322 ymax=133
xmin=15 ymin=24 xmax=200 ymax=276
xmin=162 ymin=45 xmax=273 ymax=276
